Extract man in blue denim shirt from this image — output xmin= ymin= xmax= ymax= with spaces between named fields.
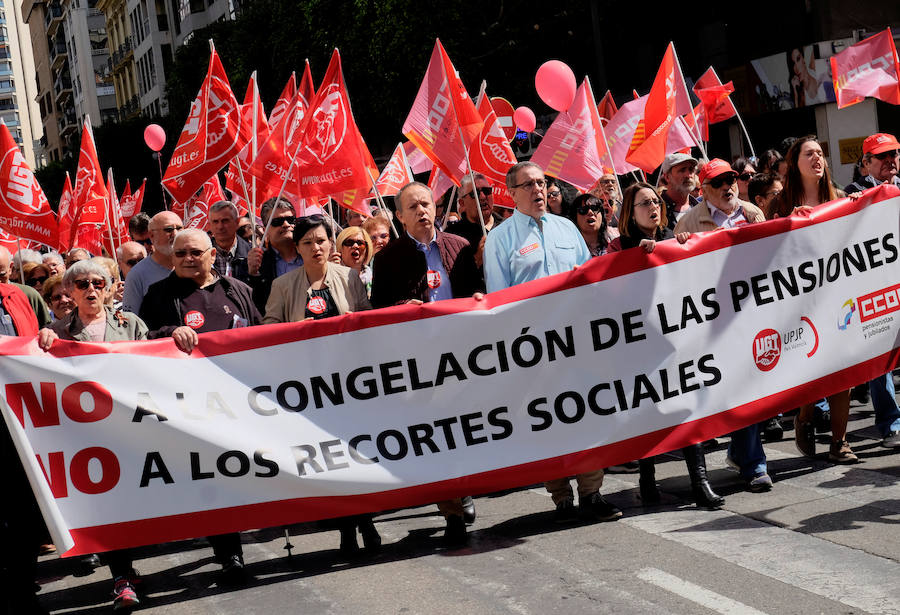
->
xmin=483 ymin=162 xmax=620 ymax=524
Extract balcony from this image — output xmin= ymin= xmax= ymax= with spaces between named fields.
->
xmin=45 ymin=2 xmax=62 ymax=35
xmin=118 ymin=93 xmax=139 ymax=120
xmin=53 ymin=74 xmax=71 ymax=102
xmin=110 ymin=36 xmax=133 ymax=71
xmin=57 ymin=108 xmax=76 ymax=136
xmin=49 ymin=41 xmax=66 ymax=71
xmin=0 ymin=82 xmax=13 ymax=96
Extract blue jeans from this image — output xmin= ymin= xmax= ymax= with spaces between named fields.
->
xmin=870 ymin=372 xmax=900 ymax=437
xmin=728 ymin=424 xmax=767 ymax=479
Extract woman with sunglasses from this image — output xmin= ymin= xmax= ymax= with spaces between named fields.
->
xmin=768 ymin=136 xmax=858 ymax=464
xmin=336 ymin=226 xmax=374 ymax=297
xmin=37 ymin=259 xmax=148 ymax=610
xmin=732 ymin=157 xmax=757 ymax=202
xmin=22 ymin=262 xmax=51 ymax=294
xmin=568 ymin=194 xmax=610 ymax=257
xmin=546 ymin=177 xmax=569 ymax=216
xmin=605 ymin=184 xmax=722 ymax=506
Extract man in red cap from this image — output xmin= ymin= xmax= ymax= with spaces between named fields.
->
xmin=674 ymin=158 xmax=771 ymax=492
xmin=844 ymin=133 xmax=900 ymax=193
xmin=844 ymin=133 xmax=900 ymax=449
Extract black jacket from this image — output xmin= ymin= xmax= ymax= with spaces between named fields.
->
xmin=212 ymin=235 xmax=251 ymax=283
xmin=140 ymin=271 xmax=261 ymax=338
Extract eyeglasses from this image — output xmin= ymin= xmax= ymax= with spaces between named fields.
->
xmin=463 ymin=186 xmax=493 ymax=199
xmin=708 ymin=174 xmax=737 ymax=189
xmin=73 ymin=278 xmax=107 ymax=291
xmin=125 ymin=256 xmax=145 ymax=267
xmin=237 ymin=225 xmax=251 ymax=234
xmin=137 ymin=237 xmax=153 ymax=246
xmin=153 ymin=225 xmax=184 ymax=234
xmin=342 ymin=239 xmax=366 ymax=248
xmin=173 ymin=247 xmax=211 ymax=259
xmin=634 ymin=198 xmax=662 ymax=208
xmin=765 ymin=189 xmax=782 ymax=198
xmin=873 ymin=149 xmax=900 ymax=161
xmin=738 ymin=173 xmax=754 ymax=181
xmin=269 ymin=215 xmax=296 ymax=227
xmin=547 ymin=190 xmax=562 ymax=198
xmin=576 ymin=203 xmax=603 ymax=215
xmin=512 ymin=178 xmax=546 ymax=190
xmin=25 ymin=276 xmax=48 ymax=287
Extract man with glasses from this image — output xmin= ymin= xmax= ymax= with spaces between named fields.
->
xmin=247 ymin=197 xmax=301 ymax=313
xmin=659 ymin=153 xmax=699 ymax=229
xmin=675 ymin=159 xmax=772 ymax=492
xmin=844 ymin=133 xmax=900 ymax=193
xmin=123 ymin=211 xmax=183 ymax=314
xmin=843 ymin=133 xmax=900 ymax=449
xmin=115 ymin=241 xmax=147 ymax=279
xmin=209 ymin=200 xmax=251 ymax=282
xmin=139 ymin=228 xmax=259 ymax=585
xmin=484 ymin=163 xmax=620 ymax=524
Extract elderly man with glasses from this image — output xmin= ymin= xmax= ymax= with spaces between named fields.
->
xmin=483 ymin=162 xmax=621 ymax=524
xmin=122 ymin=211 xmax=183 ymax=314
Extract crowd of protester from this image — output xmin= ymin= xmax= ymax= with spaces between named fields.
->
xmin=2 ymin=130 xmax=899 ymax=613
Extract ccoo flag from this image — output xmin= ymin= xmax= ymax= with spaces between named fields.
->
xmin=830 ymin=28 xmax=900 ymax=109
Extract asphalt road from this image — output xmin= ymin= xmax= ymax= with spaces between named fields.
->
xmin=35 ymin=393 xmax=900 ymax=615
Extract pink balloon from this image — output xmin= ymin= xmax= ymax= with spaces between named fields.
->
xmin=514 ymin=106 xmax=536 ymax=133
xmin=143 ymin=124 xmax=166 ymax=152
xmin=535 ymin=60 xmax=577 ymax=112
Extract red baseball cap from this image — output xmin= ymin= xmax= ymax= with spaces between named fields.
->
xmin=863 ymin=133 xmax=900 ymax=156
xmin=698 ymin=158 xmax=736 ymax=185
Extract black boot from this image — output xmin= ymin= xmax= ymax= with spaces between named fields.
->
xmin=683 ymin=444 xmax=725 ymax=508
xmin=338 ymin=519 xmax=359 ymax=555
xmin=638 ymin=457 xmax=661 ymax=504
xmin=357 ymin=516 xmax=381 ymax=553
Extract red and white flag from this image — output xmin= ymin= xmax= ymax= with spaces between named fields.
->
xmin=831 ymin=28 xmax=900 ymax=109
xmin=72 ymin=118 xmax=108 ymax=229
xmin=172 ymin=175 xmax=226 ymax=231
xmin=288 ymin=49 xmax=379 ymax=199
xmin=298 ymin=60 xmax=315 ymax=110
xmin=226 ymin=72 xmax=270 ymax=213
xmin=605 ymin=95 xmax=698 ymax=175
xmin=73 ymin=223 xmax=103 ymax=256
xmin=119 ymin=179 xmax=146 ymax=225
xmin=693 ymin=67 xmax=737 ymax=124
xmin=268 ymin=72 xmax=295 ymax=127
xmin=0 ymin=122 xmax=57 ymax=248
xmin=57 ymin=173 xmax=75 ymax=253
xmin=373 ymin=143 xmax=415 ymax=197
xmin=530 ymin=78 xmax=613 ymax=192
xmin=626 ymin=42 xmax=693 ymax=173
xmin=427 ymin=165 xmax=457 ymax=200
xmin=402 ymin=39 xmax=483 ymax=182
xmin=101 ymin=168 xmax=128 ymax=251
xmin=597 ymin=90 xmax=618 ymax=123
xmin=468 ymin=85 xmax=517 ymax=185
xmin=162 ymin=45 xmax=244 ymax=203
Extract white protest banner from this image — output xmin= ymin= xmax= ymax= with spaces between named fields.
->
xmin=2 ymin=186 xmax=900 ymax=557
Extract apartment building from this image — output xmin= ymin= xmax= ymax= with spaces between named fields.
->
xmin=3 ymin=0 xmax=43 ymax=168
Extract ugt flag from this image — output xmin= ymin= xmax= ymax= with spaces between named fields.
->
xmin=0 ymin=122 xmax=57 ymax=247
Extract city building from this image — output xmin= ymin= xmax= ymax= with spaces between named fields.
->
xmin=4 ymin=0 xmax=43 ymax=168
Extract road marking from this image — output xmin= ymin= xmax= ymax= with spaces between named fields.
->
xmin=637 ymin=567 xmax=769 ymax=615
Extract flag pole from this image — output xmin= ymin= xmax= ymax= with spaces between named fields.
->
xmin=260 ymin=144 xmax=304 ymax=244
xmin=441 ymin=186 xmax=457 ymax=229
xmin=250 ymin=70 xmax=260 ymax=245
xmin=585 ymin=76 xmax=625 ymax=210
xmin=103 ymin=168 xmax=120 ymax=266
xmin=14 ymin=238 xmax=24 ymax=281
xmin=709 ymin=67 xmax=756 ymax=160
xmin=670 ymin=42 xmax=708 ymax=160
xmin=449 ymin=78 xmax=486 ymax=237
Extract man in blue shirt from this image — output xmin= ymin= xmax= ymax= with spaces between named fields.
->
xmin=484 ymin=162 xmax=621 ymax=524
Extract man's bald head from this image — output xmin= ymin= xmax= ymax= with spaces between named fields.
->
xmin=148 ymin=211 xmax=184 ymax=256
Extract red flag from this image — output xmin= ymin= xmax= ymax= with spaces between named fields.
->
xmin=120 ymin=179 xmax=145 ymax=226
xmin=402 ymin=39 xmax=483 ymax=182
xmin=298 ymin=60 xmax=315 ymax=109
xmin=57 ymin=173 xmax=75 ymax=252
xmin=72 ymin=119 xmax=108 ymax=228
xmin=597 ymin=90 xmax=618 ymax=122
xmin=469 ymin=87 xmax=517 ymax=184
xmin=491 ymin=180 xmax=515 ymax=208
xmin=101 ymin=168 xmax=128 ymax=251
xmin=693 ymin=67 xmax=737 ymax=123
xmin=530 ymin=79 xmax=613 ymax=191
xmin=627 ymin=43 xmax=693 ymax=173
xmin=162 ymin=45 xmax=244 ymax=203
xmin=683 ymin=102 xmax=709 ymax=142
xmin=334 ymin=191 xmax=372 ymax=217
xmin=74 ymin=224 xmax=103 ymax=255
xmin=373 ymin=143 xmax=416 ymax=197
xmin=0 ymin=122 xmax=57 ymax=247
xmin=288 ymin=49 xmax=379 ymax=199
xmin=268 ymin=73 xmax=296 ymax=127
xmin=0 ymin=227 xmax=20 ymax=253
xmin=831 ymin=28 xmax=900 ymax=109
xmin=402 ymin=141 xmax=433 ymax=174
xmin=173 ymin=175 xmax=225 ymax=231
xmin=605 ymin=95 xmax=698 ymax=175
xmin=226 ymin=72 xmax=270 ymax=212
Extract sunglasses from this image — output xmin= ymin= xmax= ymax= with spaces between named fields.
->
xmin=173 ymin=247 xmax=211 ymax=258
xmin=708 ymin=174 xmax=737 ymax=189
xmin=463 ymin=186 xmax=493 ymax=199
xmin=635 ymin=198 xmax=662 ymax=208
xmin=269 ymin=215 xmax=296 ymax=227
xmin=873 ymin=149 xmax=900 ymax=161
xmin=73 ymin=278 xmax=107 ymax=291
xmin=576 ymin=203 xmax=603 ymax=215
xmin=738 ymin=173 xmax=754 ymax=181
xmin=25 ymin=276 xmax=48 ymax=287
xmin=547 ymin=190 xmax=562 ymax=198
xmin=237 ymin=225 xmax=251 ymax=233
xmin=125 ymin=256 xmax=144 ymax=267
xmin=137 ymin=237 xmax=153 ymax=246
xmin=342 ymin=239 xmax=366 ymax=248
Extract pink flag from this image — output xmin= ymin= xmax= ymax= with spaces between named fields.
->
xmin=427 ymin=165 xmax=457 ymax=201
xmin=605 ymin=95 xmax=697 ymax=175
xmin=402 ymin=141 xmax=433 ymax=174
xmin=530 ymin=79 xmax=612 ymax=191
xmin=831 ymin=28 xmax=900 ymax=109
xmin=374 ymin=143 xmax=415 ymax=197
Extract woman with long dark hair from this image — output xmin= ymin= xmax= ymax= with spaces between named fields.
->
xmin=568 ymin=194 xmax=609 ymax=257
